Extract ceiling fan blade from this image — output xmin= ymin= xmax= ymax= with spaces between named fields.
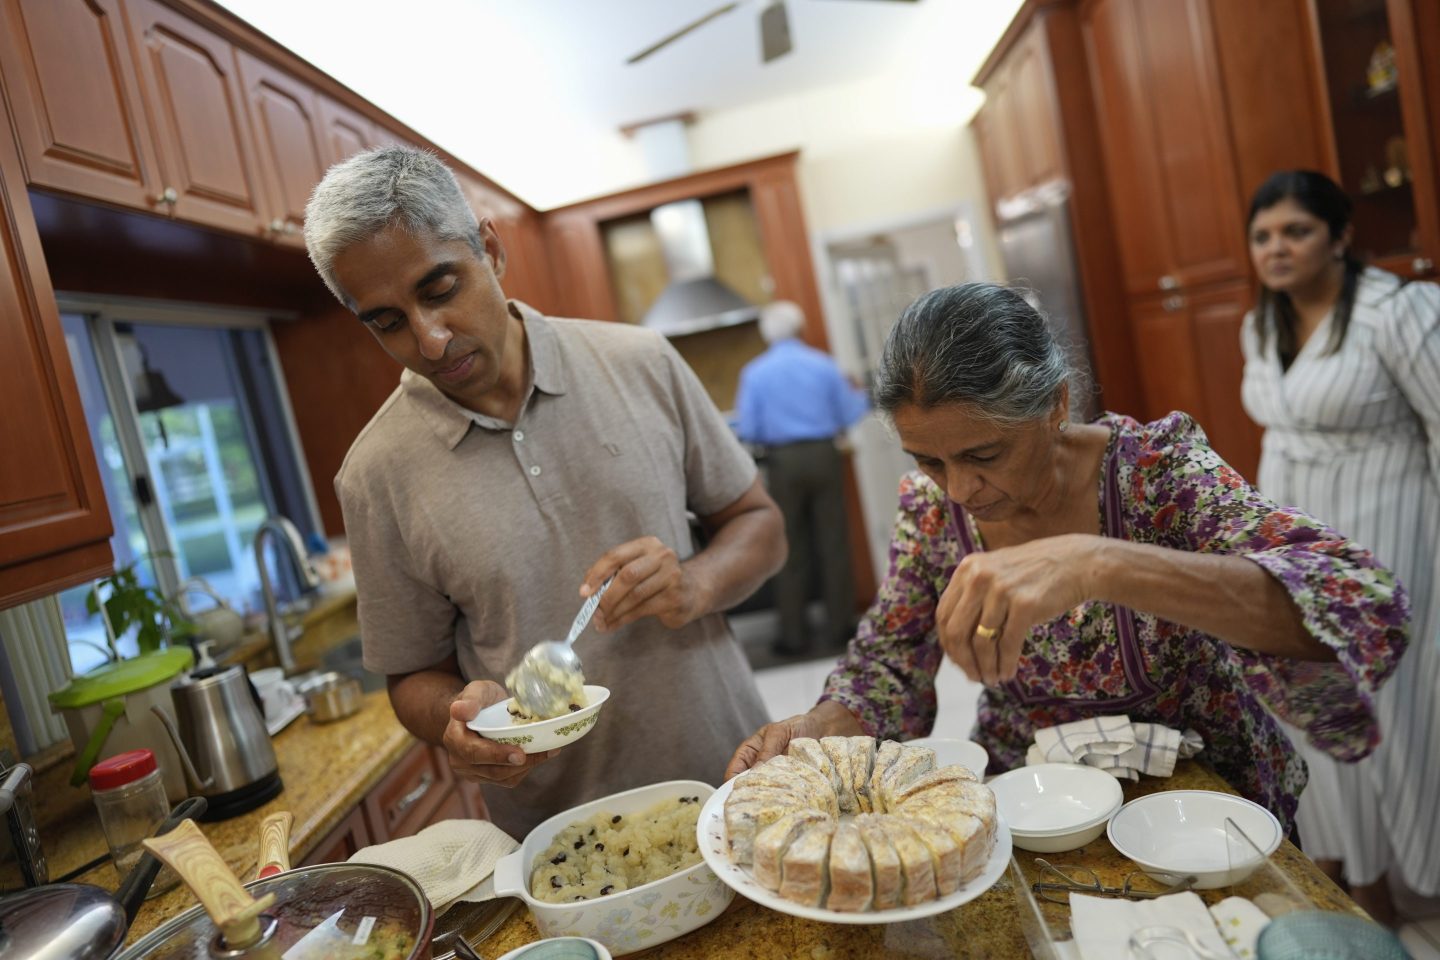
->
xmin=626 ymin=2 xmax=742 ymax=65
xmin=760 ymin=1 xmax=793 ymax=63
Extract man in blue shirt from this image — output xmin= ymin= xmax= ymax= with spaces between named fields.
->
xmin=735 ymin=301 xmax=870 ymax=656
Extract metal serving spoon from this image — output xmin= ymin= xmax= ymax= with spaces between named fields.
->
xmin=506 ymin=576 xmax=614 ymax=719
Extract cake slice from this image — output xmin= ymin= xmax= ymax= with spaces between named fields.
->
xmin=886 ymin=764 xmax=979 ymax=807
xmin=825 ymin=821 xmax=874 ymax=912
xmin=878 ymin=817 xmax=938 ymax=906
xmin=736 ymin=755 xmax=839 ymax=817
xmin=875 ymin=744 xmax=936 ymax=811
xmin=868 ymin=740 xmax=905 ymax=813
xmin=786 ymin=737 xmax=844 ymax=799
xmin=898 ymin=797 xmax=994 ymax=880
xmin=778 ymin=820 xmax=837 ymax=907
xmin=854 ymin=814 xmax=903 ymax=910
xmin=846 ymin=737 xmax=878 ymax=813
xmin=725 ymin=787 xmax=811 ymax=864
xmin=820 ymin=737 xmax=858 ymax=814
xmin=753 ymin=810 xmax=832 ymax=892
xmin=899 ymin=816 xmax=964 ymax=896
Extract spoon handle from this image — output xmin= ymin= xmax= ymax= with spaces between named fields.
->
xmin=565 ymin=576 xmax=614 ymax=647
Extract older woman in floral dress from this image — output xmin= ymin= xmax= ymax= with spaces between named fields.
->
xmin=726 ymin=282 xmax=1408 ymax=831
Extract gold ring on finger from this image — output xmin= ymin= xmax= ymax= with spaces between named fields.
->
xmin=975 ymin=623 xmax=1000 ymax=640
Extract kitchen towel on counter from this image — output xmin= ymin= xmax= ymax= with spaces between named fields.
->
xmin=1026 ymin=715 xmax=1204 ymax=780
xmin=349 ymin=819 xmax=518 ymax=914
xmin=1070 ymin=890 xmax=1235 ymax=960
xmin=1209 ymin=895 xmax=1272 ymax=959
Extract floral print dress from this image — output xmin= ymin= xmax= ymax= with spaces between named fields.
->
xmin=820 ymin=412 xmax=1409 ymax=830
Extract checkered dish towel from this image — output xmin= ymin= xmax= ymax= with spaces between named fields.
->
xmin=1025 ymin=715 xmax=1204 ymax=780
xmin=349 ymin=818 xmax=518 ymax=914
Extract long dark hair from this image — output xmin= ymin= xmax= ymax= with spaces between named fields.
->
xmin=1247 ymin=170 xmax=1364 ymax=366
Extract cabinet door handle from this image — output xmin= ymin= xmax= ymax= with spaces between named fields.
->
xmin=1158 ymin=275 xmax=1179 ymax=290
xmin=150 ymin=187 xmax=178 ymax=208
xmin=392 ymin=771 xmax=435 ymax=819
xmin=1414 ymin=257 xmax=1435 ymax=274
xmin=1163 ymin=295 xmax=1185 ymax=312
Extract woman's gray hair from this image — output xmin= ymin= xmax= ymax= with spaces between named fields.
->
xmin=304 ymin=145 xmax=480 ymax=305
xmin=874 ymin=282 xmax=1073 ymax=423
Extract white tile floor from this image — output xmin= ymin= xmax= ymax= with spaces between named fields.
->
xmin=753 ymin=656 xmax=984 ymax=737
xmin=752 ymin=658 xmax=1440 ymax=957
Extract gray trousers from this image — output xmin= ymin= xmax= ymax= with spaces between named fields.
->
xmin=765 ymin=439 xmax=854 ymax=651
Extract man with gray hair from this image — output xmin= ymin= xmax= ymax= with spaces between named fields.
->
xmin=304 ymin=146 xmax=784 ymax=836
xmin=735 ymin=301 xmax=869 ymax=657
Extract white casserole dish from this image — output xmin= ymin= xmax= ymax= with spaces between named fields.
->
xmin=492 ymin=780 xmax=733 ymax=956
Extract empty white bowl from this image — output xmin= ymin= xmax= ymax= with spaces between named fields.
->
xmin=1107 ymin=790 xmax=1282 ymax=889
xmin=988 ymin=763 xmax=1124 ymax=853
xmin=467 ymin=685 xmax=610 ymax=754
xmin=906 ymin=737 xmax=989 ymax=778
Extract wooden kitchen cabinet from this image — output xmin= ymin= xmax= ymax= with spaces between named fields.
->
xmin=1130 ymin=293 xmax=1208 ymax=427
xmin=125 ymin=0 xmax=268 ymax=235
xmin=363 ymin=740 xmax=454 ymax=842
xmin=236 ymin=48 xmax=327 ymax=246
xmin=1189 ymin=281 xmax=1262 ymax=478
xmin=1082 ymin=0 xmax=1247 ymax=295
xmin=1306 ymin=0 xmax=1440 ymax=278
xmin=300 ymin=803 xmax=373 ymax=867
xmin=0 ymin=92 xmax=114 ymax=607
xmin=299 ymin=742 xmax=472 ymax=865
xmin=0 ymin=0 xmax=165 ymax=211
xmin=317 ymin=96 xmax=379 ymax=166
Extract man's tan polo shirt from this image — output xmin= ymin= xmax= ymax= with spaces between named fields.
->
xmin=336 ymin=303 xmax=771 ymax=837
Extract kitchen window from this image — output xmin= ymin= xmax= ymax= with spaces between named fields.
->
xmin=57 ymin=298 xmax=321 ymax=673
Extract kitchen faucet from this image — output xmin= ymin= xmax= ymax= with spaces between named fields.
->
xmin=253 ymin=515 xmax=320 ymax=674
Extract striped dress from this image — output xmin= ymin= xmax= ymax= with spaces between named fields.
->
xmin=1241 ymin=266 xmax=1440 ymax=893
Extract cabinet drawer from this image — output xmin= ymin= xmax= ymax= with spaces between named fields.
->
xmin=300 ymin=804 xmax=371 ymax=866
xmin=428 ymin=787 xmax=467 ymax=826
xmin=363 ymin=741 xmax=452 ymax=842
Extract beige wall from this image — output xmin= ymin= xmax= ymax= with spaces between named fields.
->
xmin=684 ymin=74 xmax=1003 ymax=275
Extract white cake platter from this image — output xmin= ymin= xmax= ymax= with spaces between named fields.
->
xmin=696 ymin=776 xmax=1013 ymax=925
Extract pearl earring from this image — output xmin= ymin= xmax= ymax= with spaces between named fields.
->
xmin=1058 ymin=420 xmax=1070 ymax=433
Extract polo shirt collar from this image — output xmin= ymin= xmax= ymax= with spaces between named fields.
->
xmin=400 ymin=300 xmax=568 ymax=449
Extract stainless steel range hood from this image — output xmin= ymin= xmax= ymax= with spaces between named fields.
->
xmin=640 ymin=198 xmax=759 ymax=338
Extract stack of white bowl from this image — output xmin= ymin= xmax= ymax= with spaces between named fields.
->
xmin=988 ymin=763 xmax=1125 ymax=853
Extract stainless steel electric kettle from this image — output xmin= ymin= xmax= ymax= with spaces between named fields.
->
xmin=152 ymin=665 xmax=283 ymax=821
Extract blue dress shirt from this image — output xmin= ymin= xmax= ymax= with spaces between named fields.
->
xmin=734 ymin=338 xmax=870 ymax=446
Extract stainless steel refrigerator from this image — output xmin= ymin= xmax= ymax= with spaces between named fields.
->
xmin=995 ymin=181 xmax=1101 ymax=421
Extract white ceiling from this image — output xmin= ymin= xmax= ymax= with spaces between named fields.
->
xmin=215 ymin=0 xmax=1021 ymax=207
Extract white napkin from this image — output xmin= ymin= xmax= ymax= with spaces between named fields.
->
xmin=1027 ymin=715 xmax=1204 ymax=780
xmin=1070 ymin=891 xmax=1235 ymax=960
xmin=348 ymin=818 xmax=518 ymax=914
xmin=1209 ymin=896 xmax=1272 ymax=959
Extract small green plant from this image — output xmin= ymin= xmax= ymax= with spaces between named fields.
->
xmin=87 ymin=557 xmax=194 ymax=659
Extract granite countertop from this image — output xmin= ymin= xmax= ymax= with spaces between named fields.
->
xmin=41 ymin=689 xmax=416 ymax=944
xmin=472 ymin=759 xmax=1361 ymax=960
xmin=48 ymin=728 xmax=1364 ymax=957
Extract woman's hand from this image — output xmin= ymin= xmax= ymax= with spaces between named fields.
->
xmin=582 ymin=536 xmax=705 ymax=632
xmin=937 ymin=534 xmax=1106 ymax=685
xmin=443 ymin=679 xmax=558 ymax=787
xmin=723 ymin=701 xmax=864 ymax=780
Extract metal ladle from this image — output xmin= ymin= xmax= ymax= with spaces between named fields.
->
xmin=506 ymin=576 xmax=613 ymax=719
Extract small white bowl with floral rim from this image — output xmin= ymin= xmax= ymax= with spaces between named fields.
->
xmin=467 ymin=685 xmax=610 ymax=754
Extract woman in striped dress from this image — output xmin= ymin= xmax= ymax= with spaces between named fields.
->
xmin=1240 ymin=170 xmax=1440 ymax=922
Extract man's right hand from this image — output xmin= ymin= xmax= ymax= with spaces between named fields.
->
xmin=443 ymin=679 xmax=557 ymax=787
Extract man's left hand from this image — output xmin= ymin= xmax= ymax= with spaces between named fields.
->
xmin=582 ymin=536 xmax=706 ymax=632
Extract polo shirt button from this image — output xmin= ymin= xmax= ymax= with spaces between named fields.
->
xmin=514 ymin=430 xmax=524 ymax=442
xmin=529 ymin=465 xmax=542 ymax=476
